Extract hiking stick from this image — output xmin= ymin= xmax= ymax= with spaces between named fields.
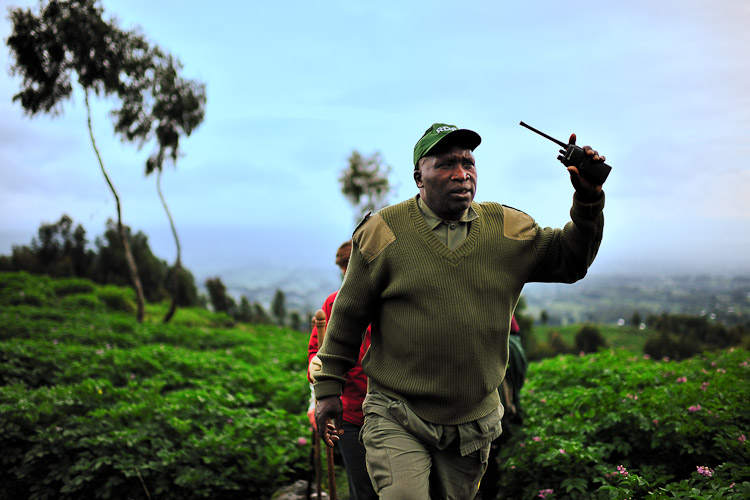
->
xmin=314 ymin=428 xmax=322 ymax=500
xmin=314 ymin=309 xmax=337 ymax=500
xmin=310 ymin=315 xmax=323 ymax=499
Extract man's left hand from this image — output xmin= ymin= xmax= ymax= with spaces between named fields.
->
xmin=567 ymin=133 xmax=604 ymax=202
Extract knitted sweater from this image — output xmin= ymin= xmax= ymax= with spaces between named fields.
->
xmin=314 ymin=194 xmax=604 ymax=424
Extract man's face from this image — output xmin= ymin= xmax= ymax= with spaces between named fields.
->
xmin=414 ymin=144 xmax=477 ymax=220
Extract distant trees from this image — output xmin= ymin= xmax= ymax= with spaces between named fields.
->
xmin=203 ymin=277 xmax=275 ymax=326
xmin=235 ymin=296 xmax=254 ymax=323
xmin=205 ymin=277 xmax=234 ymax=316
xmin=0 ymin=215 xmax=199 ymax=307
xmin=271 ymin=289 xmax=286 ymax=326
xmin=574 ymin=325 xmax=607 ymax=354
xmin=539 ymin=310 xmax=549 ymax=325
xmin=644 ymin=313 xmax=749 ymax=360
xmin=1 ymin=215 xmax=93 ymax=277
xmin=339 ymin=150 xmax=392 ymax=224
xmin=630 ymin=311 xmax=642 ymax=327
xmin=289 ymin=311 xmax=302 ymax=331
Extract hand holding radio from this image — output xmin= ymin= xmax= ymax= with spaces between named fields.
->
xmin=519 ymin=122 xmax=611 ymax=201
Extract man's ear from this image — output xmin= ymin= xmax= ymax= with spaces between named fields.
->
xmin=413 ymin=168 xmax=423 ymax=188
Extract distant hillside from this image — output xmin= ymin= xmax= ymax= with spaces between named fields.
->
xmin=198 ymin=266 xmax=750 ymax=326
xmin=197 ymin=262 xmax=343 ymax=317
xmin=522 ymin=273 xmax=750 ymax=325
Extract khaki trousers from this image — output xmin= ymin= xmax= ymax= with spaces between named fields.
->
xmin=360 ymin=392 xmax=500 ymax=500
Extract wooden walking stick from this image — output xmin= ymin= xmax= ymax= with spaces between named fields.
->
xmin=314 ymin=309 xmax=337 ymax=500
xmin=313 ymin=428 xmax=322 ymax=500
xmin=309 ymin=317 xmax=322 ymax=500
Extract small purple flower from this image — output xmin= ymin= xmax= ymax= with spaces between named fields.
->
xmin=538 ymin=488 xmax=554 ymax=499
xmin=676 ymin=376 xmax=687 ymax=383
xmin=297 ymin=437 xmax=308 ymax=446
xmin=739 ymin=434 xmax=746 ymax=443
xmin=696 ymin=466 xmax=713 ymax=477
xmin=688 ymin=405 xmax=702 ymax=413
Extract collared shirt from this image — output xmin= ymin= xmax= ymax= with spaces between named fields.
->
xmin=417 ymin=195 xmax=479 ymax=251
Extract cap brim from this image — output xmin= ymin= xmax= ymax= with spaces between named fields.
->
xmin=441 ymin=129 xmax=481 ymax=151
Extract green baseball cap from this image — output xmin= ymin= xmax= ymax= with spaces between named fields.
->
xmin=413 ymin=123 xmax=482 ymax=168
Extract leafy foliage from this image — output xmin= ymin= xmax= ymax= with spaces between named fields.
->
xmin=3 ymin=271 xmax=748 ymax=499
xmin=0 ymin=272 xmax=311 ymax=499
xmin=492 ymin=349 xmax=750 ymax=499
xmin=339 ymin=150 xmax=392 ymax=224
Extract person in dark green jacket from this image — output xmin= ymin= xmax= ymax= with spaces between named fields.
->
xmin=480 ymin=318 xmax=528 ymax=499
xmin=314 ymin=122 xmax=607 ymax=499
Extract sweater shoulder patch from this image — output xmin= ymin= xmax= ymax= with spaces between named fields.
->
xmin=353 ymin=213 xmax=396 ymax=264
xmin=502 ymin=205 xmax=537 ymax=240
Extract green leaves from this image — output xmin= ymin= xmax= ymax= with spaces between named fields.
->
xmin=496 ymin=349 xmax=750 ymax=499
xmin=1 ymin=273 xmax=311 ymax=499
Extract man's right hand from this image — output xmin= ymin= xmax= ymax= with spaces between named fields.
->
xmin=315 ymin=396 xmax=344 ymax=447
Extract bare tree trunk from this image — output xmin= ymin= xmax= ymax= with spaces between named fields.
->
xmin=85 ymin=90 xmax=145 ymax=322
xmin=157 ymin=168 xmax=180 ymax=323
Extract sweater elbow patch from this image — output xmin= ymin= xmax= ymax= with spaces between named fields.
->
xmin=502 ymin=207 xmax=537 ymax=240
xmin=353 ymin=213 xmax=396 ymax=263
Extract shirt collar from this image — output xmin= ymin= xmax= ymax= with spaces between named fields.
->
xmin=416 ymin=195 xmax=478 ymax=229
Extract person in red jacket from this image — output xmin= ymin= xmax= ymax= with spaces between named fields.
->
xmin=307 ymin=240 xmax=376 ymax=500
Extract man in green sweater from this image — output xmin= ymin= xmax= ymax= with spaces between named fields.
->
xmin=314 ymin=122 xmax=607 ymax=499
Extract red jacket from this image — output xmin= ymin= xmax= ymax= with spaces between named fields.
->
xmin=307 ymin=291 xmax=370 ymax=427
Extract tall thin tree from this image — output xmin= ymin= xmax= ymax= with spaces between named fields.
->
xmin=7 ymin=0 xmax=156 ymax=321
xmin=113 ymin=52 xmax=206 ymax=323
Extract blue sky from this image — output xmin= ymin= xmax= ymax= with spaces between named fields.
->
xmin=1 ymin=0 xmax=749 ymax=290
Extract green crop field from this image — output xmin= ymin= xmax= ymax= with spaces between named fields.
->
xmin=533 ymin=323 xmax=653 ymax=353
xmin=1 ymin=271 xmax=748 ymax=499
